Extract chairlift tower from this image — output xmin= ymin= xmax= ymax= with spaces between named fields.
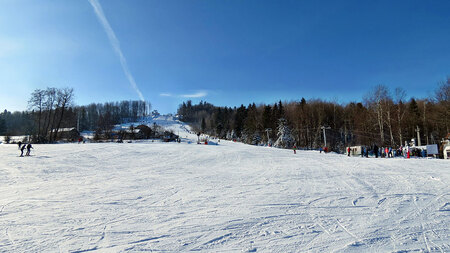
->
xmin=265 ymin=128 xmax=272 ymax=145
xmin=415 ymin=125 xmax=421 ymax=146
xmin=321 ymin=126 xmax=331 ymax=147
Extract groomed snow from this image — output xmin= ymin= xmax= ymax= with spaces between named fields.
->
xmin=1 ymin=120 xmax=449 ymax=252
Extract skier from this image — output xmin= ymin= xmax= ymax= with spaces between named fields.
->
xmin=25 ymin=143 xmax=33 ymax=156
xmin=293 ymin=145 xmax=297 ymax=154
xmin=20 ymin=144 xmax=26 ymax=157
xmin=347 ymin=147 xmax=351 ymax=156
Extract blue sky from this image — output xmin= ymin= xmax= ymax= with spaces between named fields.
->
xmin=1 ymin=0 xmax=449 ymax=114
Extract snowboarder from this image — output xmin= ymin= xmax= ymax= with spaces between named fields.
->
xmin=25 ymin=143 xmax=33 ymax=156
xmin=347 ymin=147 xmax=351 ymax=156
xmin=20 ymin=144 xmax=26 ymax=157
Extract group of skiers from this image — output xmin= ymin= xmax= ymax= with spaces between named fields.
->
xmin=18 ymin=141 xmax=33 ymax=157
xmin=347 ymin=145 xmax=415 ymax=158
xmin=291 ymin=144 xmax=417 ymax=158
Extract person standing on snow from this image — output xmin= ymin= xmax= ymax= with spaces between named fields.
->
xmin=347 ymin=147 xmax=351 ymax=156
xmin=293 ymin=145 xmax=297 ymax=154
xmin=18 ymin=141 xmax=22 ymax=149
xmin=25 ymin=143 xmax=33 ymax=156
xmin=20 ymin=144 xmax=26 ymax=157
xmin=374 ymin=145 xmax=379 ymax=158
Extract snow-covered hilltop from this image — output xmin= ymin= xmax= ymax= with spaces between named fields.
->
xmin=78 ymin=115 xmax=200 ymax=143
xmin=0 ymin=117 xmax=449 ymax=252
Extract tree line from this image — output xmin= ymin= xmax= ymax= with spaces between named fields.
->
xmin=178 ymin=80 xmax=449 ymax=151
xmin=0 ymin=87 xmax=151 ymax=143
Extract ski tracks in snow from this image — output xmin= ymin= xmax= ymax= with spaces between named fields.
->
xmin=0 ymin=138 xmax=449 ymax=252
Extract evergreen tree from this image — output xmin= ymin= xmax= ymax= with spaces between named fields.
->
xmin=408 ymin=98 xmax=421 ymax=136
xmin=0 ymin=117 xmax=6 ymax=135
xmin=274 ymin=118 xmax=295 ymax=148
xmin=409 ymin=98 xmax=420 ymax=118
xmin=300 ymin=97 xmax=306 ymax=108
xmin=201 ymin=118 xmax=206 ymax=133
xmin=252 ymin=131 xmax=262 ymax=145
xmin=234 ymin=105 xmax=247 ymax=137
xmin=278 ymin=100 xmax=284 ymax=118
xmin=262 ymin=105 xmax=272 ymax=129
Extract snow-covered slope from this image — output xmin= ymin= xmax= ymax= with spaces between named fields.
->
xmin=0 ymin=118 xmax=449 ymax=252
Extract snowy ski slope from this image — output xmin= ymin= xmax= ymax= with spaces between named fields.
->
xmin=0 ymin=117 xmax=449 ymax=252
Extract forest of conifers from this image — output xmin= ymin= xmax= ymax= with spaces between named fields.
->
xmin=177 ymin=81 xmax=449 ymax=151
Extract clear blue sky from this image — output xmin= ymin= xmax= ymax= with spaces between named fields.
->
xmin=1 ymin=0 xmax=449 ymax=114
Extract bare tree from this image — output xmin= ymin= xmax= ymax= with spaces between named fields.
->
xmin=28 ymin=89 xmax=45 ymax=140
xmin=41 ymin=88 xmax=57 ymax=142
xmin=435 ymin=78 xmax=450 ymax=133
xmin=53 ymin=88 xmax=74 ymax=141
xmin=364 ymin=85 xmax=389 ymax=145
xmin=383 ymin=97 xmax=395 ymax=146
xmin=394 ymin=87 xmax=407 ymax=145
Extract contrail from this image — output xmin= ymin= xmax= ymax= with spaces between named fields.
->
xmin=88 ymin=0 xmax=145 ymax=101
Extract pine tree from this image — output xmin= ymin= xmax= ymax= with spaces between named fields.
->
xmin=252 ymin=131 xmax=262 ymax=145
xmin=0 ymin=117 xmax=6 ymax=135
xmin=278 ymin=100 xmax=284 ymax=118
xmin=201 ymin=118 xmax=206 ymax=133
xmin=226 ymin=130 xmax=237 ymax=140
xmin=234 ymin=105 xmax=247 ymax=137
xmin=274 ymin=118 xmax=295 ymax=148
